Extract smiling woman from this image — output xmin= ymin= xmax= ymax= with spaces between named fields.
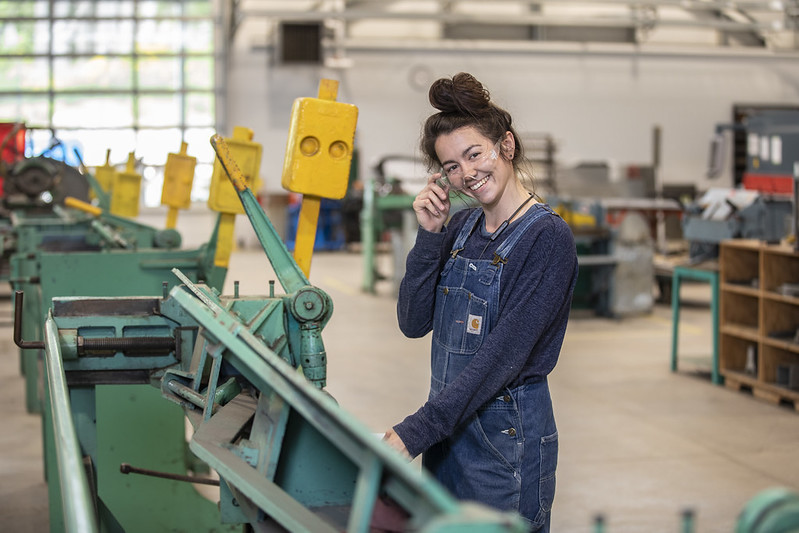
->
xmin=384 ymin=72 xmax=579 ymax=532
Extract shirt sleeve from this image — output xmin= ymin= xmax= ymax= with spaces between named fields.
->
xmin=396 ymin=225 xmax=452 ymax=338
xmin=394 ymin=217 xmax=577 ymax=458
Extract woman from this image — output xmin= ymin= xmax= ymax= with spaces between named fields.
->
xmin=383 ymin=72 xmax=578 ymax=531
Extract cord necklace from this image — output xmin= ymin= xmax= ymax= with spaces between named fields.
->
xmin=478 ymin=193 xmax=535 ymax=259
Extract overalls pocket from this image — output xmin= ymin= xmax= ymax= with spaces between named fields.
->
xmin=433 ymin=286 xmax=488 ymax=355
xmin=473 ymin=394 xmax=523 ymax=475
xmin=536 ymin=431 xmax=558 ymax=522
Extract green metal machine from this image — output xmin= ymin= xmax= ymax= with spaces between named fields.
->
xmin=9 ymin=174 xmax=227 ymax=415
xmin=736 ymin=488 xmax=799 ymax=533
xmin=14 ymin=128 xmax=530 ymax=532
xmin=8 ymin=146 xmax=238 ymax=530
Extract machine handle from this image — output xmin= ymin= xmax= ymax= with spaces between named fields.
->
xmin=13 ymin=291 xmax=45 ymax=350
xmin=64 ymin=196 xmax=103 ymax=217
xmin=63 ymin=196 xmax=131 ymax=248
xmin=210 ymin=134 xmax=311 ymax=294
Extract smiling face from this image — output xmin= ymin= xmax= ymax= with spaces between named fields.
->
xmin=435 ymin=126 xmax=516 ymax=208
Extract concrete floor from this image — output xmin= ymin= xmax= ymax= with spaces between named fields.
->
xmin=2 ymin=248 xmax=799 ymax=532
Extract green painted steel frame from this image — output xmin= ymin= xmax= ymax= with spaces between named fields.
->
xmin=670 ymin=265 xmax=721 ymax=385
xmin=43 ymin=294 xmax=242 ymax=533
xmin=42 ymin=314 xmax=98 ymax=533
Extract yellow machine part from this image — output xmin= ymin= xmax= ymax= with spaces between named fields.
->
xmin=207 ymin=126 xmax=262 ymax=215
xmin=553 ymin=203 xmax=598 ymax=229
xmin=91 ymin=148 xmax=116 ymax=199
xmin=64 ymin=196 xmax=103 ymax=217
xmin=207 ymin=127 xmax=263 ymax=268
xmin=281 ymin=79 xmax=358 ymax=278
xmin=110 ymin=152 xmax=142 ymax=218
xmin=281 ymin=80 xmax=358 ymax=200
xmin=162 ymin=141 xmax=197 ymax=228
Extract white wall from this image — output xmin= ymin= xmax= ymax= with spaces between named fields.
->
xmin=225 ymin=45 xmax=799 ymax=196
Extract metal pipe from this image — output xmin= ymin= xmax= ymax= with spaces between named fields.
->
xmin=119 ymin=463 xmax=220 ymax=487
xmin=43 ymin=316 xmax=98 ymax=533
xmin=13 ymin=291 xmax=44 ymax=350
xmin=166 ymin=379 xmax=206 ymax=408
xmin=166 ymin=377 xmax=241 ymax=412
xmin=336 ymin=38 xmax=799 ymax=60
xmin=237 ymin=5 xmax=790 ymax=31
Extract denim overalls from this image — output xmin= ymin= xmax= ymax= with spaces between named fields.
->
xmin=422 ymin=204 xmax=558 ymax=531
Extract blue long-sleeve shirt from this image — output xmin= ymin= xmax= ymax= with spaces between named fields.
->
xmin=394 ymin=204 xmax=578 ymax=458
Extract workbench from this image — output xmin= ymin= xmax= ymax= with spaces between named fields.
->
xmin=670 ymin=262 xmax=721 ymax=384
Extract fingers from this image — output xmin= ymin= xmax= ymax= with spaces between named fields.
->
xmin=413 ymin=194 xmax=447 ymax=218
xmin=429 ymin=172 xmax=450 ymax=199
xmin=382 ymin=429 xmax=411 ymax=460
xmin=412 ymin=173 xmax=451 ymax=233
xmin=415 ymin=174 xmax=450 ymax=215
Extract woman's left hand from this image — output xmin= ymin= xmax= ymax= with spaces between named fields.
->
xmin=382 ymin=429 xmax=411 ymax=460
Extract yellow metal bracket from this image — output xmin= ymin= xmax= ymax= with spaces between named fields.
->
xmin=161 ymin=141 xmax=196 ymax=229
xmin=207 ymin=127 xmax=263 ymax=268
xmin=110 ymin=152 xmax=142 ymax=218
xmin=282 ymin=79 xmax=358 ymax=277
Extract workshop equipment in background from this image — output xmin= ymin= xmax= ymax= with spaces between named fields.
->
xmin=11 ymin=176 xmax=225 ymax=414
xmin=109 ymin=152 xmax=141 ymax=218
xmin=285 ymin=194 xmax=347 ymax=252
xmin=360 ymin=155 xmax=423 ymax=295
xmin=682 ymin=187 xmax=793 ymax=263
xmin=90 ymin=148 xmax=115 ymax=202
xmin=282 ymin=78 xmax=358 ymax=277
xmin=2 ymin=155 xmax=91 ymax=214
xmin=0 ymin=121 xmax=26 ymax=174
xmin=161 ymin=141 xmax=196 ymax=229
xmin=13 ymin=121 xmax=529 ymax=533
xmin=708 ymin=107 xmax=799 ymax=195
xmin=0 ymin=151 xmax=112 ymax=284
xmin=550 ymin=196 xmax=656 ymax=317
xmin=690 ymin=106 xmax=797 ymax=262
xmin=208 ymin=126 xmax=263 ymax=268
xmin=10 ymin=193 xmax=230 ymax=528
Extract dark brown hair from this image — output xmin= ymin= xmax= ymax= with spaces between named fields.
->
xmin=420 ymin=72 xmax=533 ymax=190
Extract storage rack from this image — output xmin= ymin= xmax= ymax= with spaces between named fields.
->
xmin=720 ymin=239 xmax=799 ymax=410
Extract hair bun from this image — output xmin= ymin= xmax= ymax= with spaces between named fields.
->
xmin=428 ymin=72 xmax=491 ymax=116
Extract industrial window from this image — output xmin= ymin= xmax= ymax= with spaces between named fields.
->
xmin=0 ymin=0 xmax=217 ymax=206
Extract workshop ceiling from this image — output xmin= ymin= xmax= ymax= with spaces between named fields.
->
xmin=227 ymin=0 xmax=799 ymax=53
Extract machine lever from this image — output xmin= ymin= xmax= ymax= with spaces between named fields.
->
xmin=119 ymin=463 xmax=220 ymax=486
xmin=13 ymin=291 xmax=44 ymax=349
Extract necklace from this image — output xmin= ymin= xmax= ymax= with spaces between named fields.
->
xmin=478 ymin=193 xmax=535 ymax=259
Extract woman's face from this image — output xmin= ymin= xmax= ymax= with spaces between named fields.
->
xmin=434 ymin=126 xmax=514 ymax=205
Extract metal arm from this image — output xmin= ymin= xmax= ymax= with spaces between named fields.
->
xmin=43 ymin=314 xmax=99 ymax=533
xmin=210 ymin=134 xmax=310 ymax=294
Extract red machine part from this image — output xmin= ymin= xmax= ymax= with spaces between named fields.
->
xmin=0 ymin=122 xmax=25 ymax=165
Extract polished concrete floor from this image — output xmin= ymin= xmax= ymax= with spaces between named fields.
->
xmin=2 ymin=248 xmax=799 ymax=532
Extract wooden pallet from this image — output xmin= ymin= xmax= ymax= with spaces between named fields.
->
xmin=724 ymin=372 xmax=799 ymax=412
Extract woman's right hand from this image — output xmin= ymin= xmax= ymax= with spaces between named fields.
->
xmin=413 ymin=173 xmax=451 ymax=233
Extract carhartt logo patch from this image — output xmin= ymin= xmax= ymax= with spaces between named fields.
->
xmin=467 ymin=314 xmax=482 ymax=335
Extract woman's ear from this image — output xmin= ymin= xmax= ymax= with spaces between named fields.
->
xmin=501 ymin=131 xmax=515 ymax=160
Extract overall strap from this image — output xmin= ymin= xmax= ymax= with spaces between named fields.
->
xmin=491 ymin=204 xmax=554 ymax=265
xmin=448 ymin=208 xmax=483 ymax=259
